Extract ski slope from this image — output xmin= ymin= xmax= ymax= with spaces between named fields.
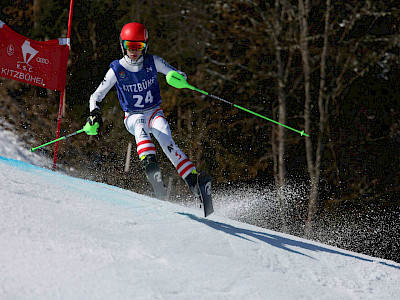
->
xmin=0 ymin=127 xmax=400 ymax=299
xmin=0 ymin=122 xmax=50 ymax=168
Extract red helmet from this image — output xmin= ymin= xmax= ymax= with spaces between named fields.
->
xmin=120 ymin=23 xmax=148 ymax=42
xmin=120 ymin=23 xmax=149 ymax=57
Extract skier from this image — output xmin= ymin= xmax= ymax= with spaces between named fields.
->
xmin=84 ymin=22 xmax=199 ymax=199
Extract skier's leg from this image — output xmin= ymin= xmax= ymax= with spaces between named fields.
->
xmin=149 ymin=110 xmax=199 ymax=196
xmin=124 ymin=112 xmax=157 ymax=161
xmin=124 ymin=112 xmax=165 ymax=196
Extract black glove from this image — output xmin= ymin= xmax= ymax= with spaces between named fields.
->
xmin=87 ymin=108 xmax=103 ymax=129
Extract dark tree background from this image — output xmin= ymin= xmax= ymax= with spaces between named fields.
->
xmin=1 ymin=0 xmax=399 ymax=261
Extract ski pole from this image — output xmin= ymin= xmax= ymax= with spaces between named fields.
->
xmin=30 ymin=122 xmax=100 ymax=152
xmin=30 ymin=129 xmax=85 ymax=152
xmin=166 ymin=71 xmax=310 ymax=137
xmin=29 ymin=121 xmax=99 ymax=152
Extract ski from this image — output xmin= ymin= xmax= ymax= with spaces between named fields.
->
xmin=197 ymin=172 xmax=213 ymax=217
xmin=145 ymin=162 xmax=166 ymax=199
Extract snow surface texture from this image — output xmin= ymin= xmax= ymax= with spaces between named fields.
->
xmin=0 ymin=122 xmax=51 ymax=167
xmin=1 ymin=125 xmax=400 ymax=299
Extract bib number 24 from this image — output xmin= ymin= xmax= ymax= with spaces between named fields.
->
xmin=133 ymin=90 xmax=154 ymax=108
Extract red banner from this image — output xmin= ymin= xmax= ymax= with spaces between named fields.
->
xmin=0 ymin=20 xmax=69 ymax=92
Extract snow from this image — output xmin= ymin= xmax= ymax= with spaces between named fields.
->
xmin=1 ymin=125 xmax=400 ymax=299
xmin=0 ymin=121 xmax=51 ymax=167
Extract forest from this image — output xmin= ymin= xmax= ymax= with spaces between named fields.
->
xmin=1 ymin=0 xmax=399 ymax=261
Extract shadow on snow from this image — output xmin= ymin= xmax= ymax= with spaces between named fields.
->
xmin=178 ymin=212 xmax=400 ymax=270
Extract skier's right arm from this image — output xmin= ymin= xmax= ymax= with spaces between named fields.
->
xmin=85 ymin=69 xmax=117 ymax=134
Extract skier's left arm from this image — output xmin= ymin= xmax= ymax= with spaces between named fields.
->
xmin=153 ymin=55 xmax=187 ymax=80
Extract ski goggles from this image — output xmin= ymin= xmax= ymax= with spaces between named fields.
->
xmin=122 ymin=41 xmax=147 ymax=51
